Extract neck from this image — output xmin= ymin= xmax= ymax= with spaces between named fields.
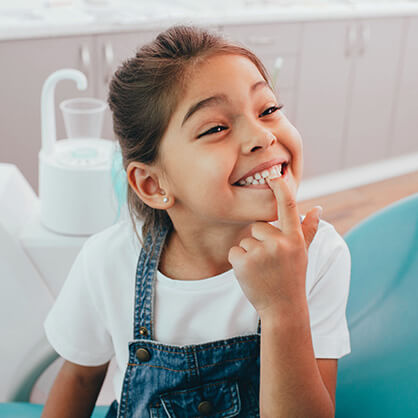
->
xmin=158 ymin=222 xmax=253 ymax=281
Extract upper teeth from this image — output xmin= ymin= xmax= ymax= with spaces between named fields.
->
xmin=238 ymin=164 xmax=282 ymax=186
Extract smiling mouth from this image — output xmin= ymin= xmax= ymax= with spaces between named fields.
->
xmin=232 ymin=162 xmax=288 ymax=188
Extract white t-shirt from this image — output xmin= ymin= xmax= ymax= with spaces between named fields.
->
xmin=44 ymin=217 xmax=351 ymax=404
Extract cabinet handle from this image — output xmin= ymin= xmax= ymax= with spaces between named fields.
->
xmin=345 ymin=24 xmax=357 ymax=57
xmin=272 ymin=56 xmax=284 ymax=91
xmin=358 ymin=22 xmax=370 ymax=56
xmin=103 ymin=42 xmax=114 ymax=85
xmin=247 ymin=35 xmax=274 ymax=46
xmin=79 ymin=44 xmax=90 ymax=84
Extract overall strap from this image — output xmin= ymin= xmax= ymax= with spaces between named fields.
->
xmin=133 ymin=223 xmax=170 ymax=340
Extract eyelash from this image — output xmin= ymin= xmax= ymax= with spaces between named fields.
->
xmin=197 ymin=104 xmax=284 ymax=139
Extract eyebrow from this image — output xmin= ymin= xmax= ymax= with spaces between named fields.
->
xmin=181 ymin=80 xmax=272 ymax=128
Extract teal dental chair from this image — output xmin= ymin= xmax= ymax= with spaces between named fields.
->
xmin=336 ymin=192 xmax=418 ymax=417
xmin=0 ymin=342 xmax=111 ymax=417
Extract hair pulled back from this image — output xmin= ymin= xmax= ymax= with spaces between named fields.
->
xmin=107 ymin=24 xmax=273 ymax=249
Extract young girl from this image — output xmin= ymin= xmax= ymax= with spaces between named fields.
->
xmin=42 ymin=24 xmax=351 ymax=417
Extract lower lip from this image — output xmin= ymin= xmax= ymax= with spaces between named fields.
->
xmin=235 ymin=183 xmax=270 ymax=189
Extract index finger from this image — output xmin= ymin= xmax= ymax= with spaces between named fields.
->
xmin=266 ymin=171 xmax=301 ymax=234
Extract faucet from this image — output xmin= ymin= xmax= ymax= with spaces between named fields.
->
xmin=40 ymin=69 xmax=87 ymax=156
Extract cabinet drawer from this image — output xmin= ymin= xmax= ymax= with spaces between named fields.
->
xmin=221 ymin=22 xmax=301 ymax=55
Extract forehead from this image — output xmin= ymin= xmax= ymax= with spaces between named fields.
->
xmin=183 ymin=53 xmax=264 ymax=100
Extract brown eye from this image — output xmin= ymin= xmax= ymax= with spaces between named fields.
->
xmin=197 ymin=125 xmax=228 ymax=139
xmin=260 ymin=104 xmax=284 ymax=117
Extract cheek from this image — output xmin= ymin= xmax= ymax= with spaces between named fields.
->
xmin=293 ymin=130 xmax=304 ymax=174
xmin=198 ymin=152 xmax=233 ymax=183
xmin=293 ymin=127 xmax=304 ymax=154
xmin=192 ymin=184 xmax=233 ymax=219
xmin=284 ymin=124 xmax=303 ymax=153
xmin=193 ymin=157 xmax=234 ymax=202
xmin=282 ymin=125 xmax=303 ymax=175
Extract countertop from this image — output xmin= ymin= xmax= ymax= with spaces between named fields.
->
xmin=1 ymin=1 xmax=418 ymax=41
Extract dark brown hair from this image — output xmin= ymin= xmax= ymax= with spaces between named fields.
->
xmin=107 ymin=24 xmax=273 ymax=249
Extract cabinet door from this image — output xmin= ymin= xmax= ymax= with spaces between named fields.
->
xmin=343 ymin=18 xmax=404 ymax=168
xmin=95 ymin=29 xmax=163 ymax=141
xmin=0 ymin=36 xmax=95 ymax=194
xmin=390 ymin=16 xmax=418 ymax=157
xmin=221 ymin=22 xmax=302 ymax=123
xmin=295 ymin=20 xmax=353 ymax=179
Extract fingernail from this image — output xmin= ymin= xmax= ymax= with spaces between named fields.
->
xmin=267 ymin=167 xmax=281 ymax=180
xmin=273 ymin=166 xmax=282 ymax=177
xmin=316 ymin=206 xmax=323 ymax=217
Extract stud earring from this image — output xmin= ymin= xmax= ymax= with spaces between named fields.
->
xmin=163 ymin=197 xmax=168 ymax=203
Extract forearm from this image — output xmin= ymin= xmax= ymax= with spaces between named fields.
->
xmin=41 ymin=365 xmax=104 ymax=418
xmin=259 ymin=299 xmax=335 ymax=418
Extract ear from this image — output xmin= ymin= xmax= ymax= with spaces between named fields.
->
xmin=126 ymin=161 xmax=172 ymax=210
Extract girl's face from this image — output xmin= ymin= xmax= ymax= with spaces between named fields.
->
xmin=158 ymin=53 xmax=303 ymax=226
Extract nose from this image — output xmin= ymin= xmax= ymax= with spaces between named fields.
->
xmin=239 ymin=118 xmax=276 ymax=153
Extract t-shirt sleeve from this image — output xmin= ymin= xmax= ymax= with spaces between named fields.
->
xmin=308 ymin=225 xmax=351 ymax=359
xmin=43 ymin=241 xmax=114 ymax=366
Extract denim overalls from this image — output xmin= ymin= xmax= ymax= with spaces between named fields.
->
xmin=105 ymin=222 xmax=262 ymax=417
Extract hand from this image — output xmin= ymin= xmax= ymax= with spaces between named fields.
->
xmin=228 ymin=170 xmax=323 ymax=317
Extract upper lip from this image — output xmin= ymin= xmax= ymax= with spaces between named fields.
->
xmin=233 ymin=158 xmax=289 ymax=184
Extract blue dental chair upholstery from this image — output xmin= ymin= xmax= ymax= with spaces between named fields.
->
xmin=336 ymin=192 xmax=418 ymax=417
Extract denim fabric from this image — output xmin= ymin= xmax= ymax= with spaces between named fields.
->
xmin=106 ymin=223 xmax=262 ymax=418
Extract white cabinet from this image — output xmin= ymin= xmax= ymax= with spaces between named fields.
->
xmin=295 ymin=18 xmax=407 ymax=179
xmin=390 ymin=16 xmax=418 ymax=158
xmin=343 ymin=18 xmax=404 ymax=168
xmin=295 ymin=20 xmax=353 ymax=178
xmin=221 ymin=22 xmax=302 ymax=124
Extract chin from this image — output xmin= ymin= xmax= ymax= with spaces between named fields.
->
xmin=257 ymin=209 xmax=278 ymax=223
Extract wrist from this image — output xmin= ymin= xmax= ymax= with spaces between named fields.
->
xmin=259 ymin=296 xmax=310 ymax=328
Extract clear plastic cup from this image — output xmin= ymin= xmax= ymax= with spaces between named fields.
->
xmin=60 ymin=97 xmax=107 ymax=139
